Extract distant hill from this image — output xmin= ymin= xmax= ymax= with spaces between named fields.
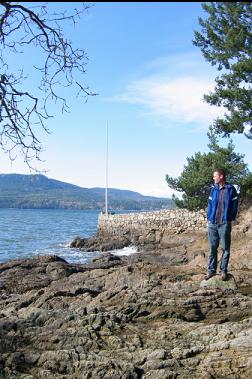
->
xmin=0 ymin=174 xmax=174 ymax=210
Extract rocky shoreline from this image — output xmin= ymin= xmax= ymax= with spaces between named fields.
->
xmin=0 ymin=205 xmax=252 ymax=378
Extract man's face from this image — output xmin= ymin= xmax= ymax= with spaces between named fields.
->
xmin=213 ymin=171 xmax=223 ymax=185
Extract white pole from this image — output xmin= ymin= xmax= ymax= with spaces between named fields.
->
xmin=105 ymin=122 xmax=108 ymax=215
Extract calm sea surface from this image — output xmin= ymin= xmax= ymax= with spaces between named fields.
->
xmin=0 ymin=209 xmax=100 ymax=264
xmin=0 ymin=208 xmax=138 ymax=264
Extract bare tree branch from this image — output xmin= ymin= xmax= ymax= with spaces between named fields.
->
xmin=0 ymin=2 xmax=96 ymax=171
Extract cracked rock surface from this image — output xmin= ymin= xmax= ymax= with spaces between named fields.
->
xmin=1 ymin=243 xmax=252 ymax=379
xmin=1 ymin=205 xmax=252 ymax=378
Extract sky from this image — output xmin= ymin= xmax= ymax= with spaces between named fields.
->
xmin=1 ymin=2 xmax=251 ymax=198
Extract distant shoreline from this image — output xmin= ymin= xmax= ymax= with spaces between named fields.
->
xmin=0 ymin=173 xmax=174 ymax=211
xmin=0 ymin=207 xmax=171 ymax=212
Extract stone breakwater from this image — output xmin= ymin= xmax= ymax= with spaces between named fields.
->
xmin=71 ymin=209 xmax=207 ymax=254
xmin=98 ymin=208 xmax=207 ymax=236
xmin=98 ymin=209 xmax=207 ymax=236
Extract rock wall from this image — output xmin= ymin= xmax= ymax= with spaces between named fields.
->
xmin=98 ymin=209 xmax=207 ymax=238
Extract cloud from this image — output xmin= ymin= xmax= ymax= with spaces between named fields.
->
xmin=107 ymin=52 xmax=225 ymax=127
xmin=145 ymin=52 xmax=208 ymax=73
xmin=113 ymin=75 xmax=224 ymax=127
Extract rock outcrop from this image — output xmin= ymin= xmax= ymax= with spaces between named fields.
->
xmin=1 ymin=204 xmax=252 ymax=378
xmin=1 ymin=247 xmax=252 ymax=378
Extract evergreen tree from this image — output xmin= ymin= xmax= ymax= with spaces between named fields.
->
xmin=193 ymin=2 xmax=252 ymax=140
xmin=166 ymin=131 xmax=251 ymax=210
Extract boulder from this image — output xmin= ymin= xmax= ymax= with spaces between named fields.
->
xmin=200 ymin=273 xmax=238 ymax=290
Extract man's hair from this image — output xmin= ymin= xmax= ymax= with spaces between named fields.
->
xmin=214 ymin=168 xmax=226 ymax=179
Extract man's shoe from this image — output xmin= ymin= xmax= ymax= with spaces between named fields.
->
xmin=221 ymin=272 xmax=228 ymax=281
xmin=204 ymin=272 xmax=215 ymax=280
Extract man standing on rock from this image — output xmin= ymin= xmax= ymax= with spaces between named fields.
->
xmin=205 ymin=169 xmax=238 ymax=281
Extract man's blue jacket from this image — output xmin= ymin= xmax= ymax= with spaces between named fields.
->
xmin=207 ymin=183 xmax=239 ymax=223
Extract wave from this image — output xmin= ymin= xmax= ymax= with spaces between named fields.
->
xmin=109 ymin=246 xmax=138 ymax=257
xmin=17 ymin=240 xmax=138 ymax=265
xmin=58 ymin=245 xmax=138 ymax=264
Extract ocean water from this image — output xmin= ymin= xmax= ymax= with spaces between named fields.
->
xmin=0 ymin=208 xmax=138 ymax=264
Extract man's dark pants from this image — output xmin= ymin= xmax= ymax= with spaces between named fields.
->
xmin=208 ymin=222 xmax=231 ymax=274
